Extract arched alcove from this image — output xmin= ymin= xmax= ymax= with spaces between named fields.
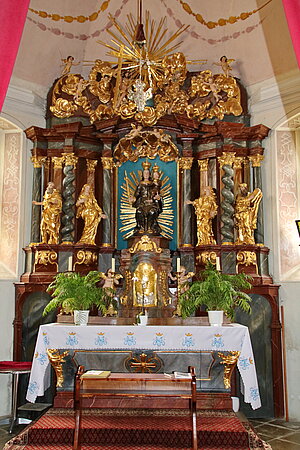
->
xmin=276 ymin=112 xmax=300 ymax=281
xmin=0 ymin=117 xmax=23 ymax=279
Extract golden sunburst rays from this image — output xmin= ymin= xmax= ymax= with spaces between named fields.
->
xmin=97 ymin=11 xmax=189 ymax=90
xmin=120 ymin=169 xmax=174 ymax=240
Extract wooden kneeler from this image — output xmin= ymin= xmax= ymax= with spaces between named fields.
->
xmin=73 ymin=365 xmax=198 ymax=450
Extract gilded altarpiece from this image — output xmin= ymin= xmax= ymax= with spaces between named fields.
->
xmin=13 ymin=17 xmax=284 ymax=418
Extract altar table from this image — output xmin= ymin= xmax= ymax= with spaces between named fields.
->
xmin=26 ymin=323 xmax=261 ymax=409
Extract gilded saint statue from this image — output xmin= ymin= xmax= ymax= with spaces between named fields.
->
xmin=129 ymin=161 xmax=162 ymax=235
xmin=33 ymin=181 xmax=62 ymax=244
xmin=132 ymin=262 xmax=157 ymax=307
xmin=187 ymin=186 xmax=218 ymax=246
xmin=234 ymin=183 xmax=263 ymax=245
xmin=76 ymin=184 xmax=107 ymax=245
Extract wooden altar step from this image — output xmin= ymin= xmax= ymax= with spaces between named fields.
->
xmin=4 ymin=408 xmax=257 ymax=449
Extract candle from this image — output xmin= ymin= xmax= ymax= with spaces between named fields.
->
xmin=68 ymin=256 xmax=72 ymax=272
xmin=216 ymin=257 xmax=221 ymax=271
xmin=176 ymin=257 xmax=181 ymax=273
xmin=111 ymin=257 xmax=115 ymax=273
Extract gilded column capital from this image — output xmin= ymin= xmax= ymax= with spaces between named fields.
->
xmin=233 ymin=157 xmax=244 ymax=170
xmin=178 ymin=157 xmax=193 ymax=170
xmin=101 ymin=157 xmax=114 ymax=170
xmin=198 ymin=159 xmax=209 ymax=171
xmin=218 ymin=152 xmax=236 ymax=167
xmin=52 ymin=157 xmax=64 ymax=169
xmin=31 ymin=156 xmax=47 ymax=168
xmin=87 ymin=159 xmax=98 ymax=172
xmin=249 ymin=154 xmax=264 ymax=167
xmin=62 ymin=153 xmax=78 ymax=167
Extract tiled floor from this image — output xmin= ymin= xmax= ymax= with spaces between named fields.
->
xmin=249 ymin=417 xmax=300 ymax=449
xmin=1 ymin=416 xmax=300 ymax=449
xmin=0 ymin=422 xmax=27 ymax=449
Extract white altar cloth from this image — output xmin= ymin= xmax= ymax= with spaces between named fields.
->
xmin=26 ymin=323 xmax=261 ymax=409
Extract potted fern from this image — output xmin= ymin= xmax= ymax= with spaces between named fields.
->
xmin=180 ymin=263 xmax=252 ymax=326
xmin=43 ymin=271 xmax=107 ymax=325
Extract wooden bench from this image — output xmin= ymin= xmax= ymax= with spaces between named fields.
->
xmin=73 ymin=366 xmax=198 ymax=450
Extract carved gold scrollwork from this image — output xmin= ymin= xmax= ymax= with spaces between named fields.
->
xmin=120 ymin=270 xmax=132 ymax=306
xmin=248 ymin=154 xmax=264 ymax=168
xmin=233 ymin=157 xmax=244 ymax=170
xmin=62 ymin=153 xmax=78 ymax=167
xmin=159 ymin=271 xmax=171 ymax=306
xmin=52 ymin=157 xmax=64 ymax=169
xmin=86 ymin=159 xmax=98 ymax=173
xmin=217 ymin=152 xmax=236 ymax=167
xmin=178 ymin=157 xmax=193 ymax=171
xmin=196 ymin=251 xmax=217 ymax=266
xmin=125 ymin=352 xmax=162 ymax=373
xmin=198 ymin=159 xmax=209 ymax=171
xmin=75 ymin=250 xmax=98 ymax=267
xmin=113 ymin=127 xmax=179 ymax=164
xmin=31 ymin=156 xmax=47 ymax=168
xmin=101 ymin=157 xmax=114 ymax=170
xmin=129 ymin=235 xmax=162 ymax=254
xmin=34 ymin=250 xmax=58 ymax=271
xmin=46 ymin=349 xmax=69 ymax=388
xmin=236 ymin=251 xmax=258 ymax=274
xmin=218 ymin=350 xmax=240 ymax=389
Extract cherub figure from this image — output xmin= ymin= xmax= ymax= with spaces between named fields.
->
xmin=169 ymin=266 xmax=194 ymax=294
xmin=169 ymin=266 xmax=194 ymax=317
xmin=213 ymin=56 xmax=235 ymax=78
xmin=99 ymin=269 xmax=123 ymax=316
xmin=74 ymin=78 xmax=89 ymax=102
xmin=61 ymin=55 xmax=80 ymax=77
xmin=115 ymin=70 xmax=133 ymax=109
xmin=203 ymin=76 xmax=221 ymax=102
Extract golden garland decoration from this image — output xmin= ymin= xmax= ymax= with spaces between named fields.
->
xmin=178 ymin=0 xmax=272 ymax=29
xmin=29 ymin=0 xmax=110 ymax=23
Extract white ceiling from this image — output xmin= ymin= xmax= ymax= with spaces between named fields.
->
xmin=12 ymin=0 xmax=297 ymax=97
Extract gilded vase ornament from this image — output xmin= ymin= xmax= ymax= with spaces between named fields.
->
xmin=32 ymin=182 xmax=62 ymax=245
xmin=76 ymin=184 xmax=107 ymax=245
xmin=187 ymin=187 xmax=218 ymax=246
xmin=234 ymin=184 xmax=263 ymax=245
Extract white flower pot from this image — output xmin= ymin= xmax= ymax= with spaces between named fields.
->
xmin=74 ymin=310 xmax=89 ymax=326
xmin=208 ymin=310 xmax=223 ymax=327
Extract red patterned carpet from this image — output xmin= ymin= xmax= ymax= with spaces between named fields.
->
xmin=4 ymin=408 xmax=271 ymax=450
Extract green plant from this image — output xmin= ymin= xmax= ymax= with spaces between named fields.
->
xmin=180 ymin=263 xmax=252 ymax=320
xmin=43 ymin=271 xmax=107 ymax=316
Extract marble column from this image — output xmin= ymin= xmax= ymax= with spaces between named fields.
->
xmin=61 ymin=153 xmax=78 ymax=244
xmin=178 ymin=157 xmax=193 ymax=247
xmin=30 ymin=156 xmax=46 ymax=244
xmin=101 ymin=157 xmax=114 ymax=247
xmin=218 ymin=152 xmax=236 ymax=244
xmin=249 ymin=154 xmax=265 ymax=245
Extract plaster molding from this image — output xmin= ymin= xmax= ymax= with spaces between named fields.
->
xmin=248 ymin=70 xmax=300 ymax=115
xmin=2 ymin=83 xmax=46 ymax=123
